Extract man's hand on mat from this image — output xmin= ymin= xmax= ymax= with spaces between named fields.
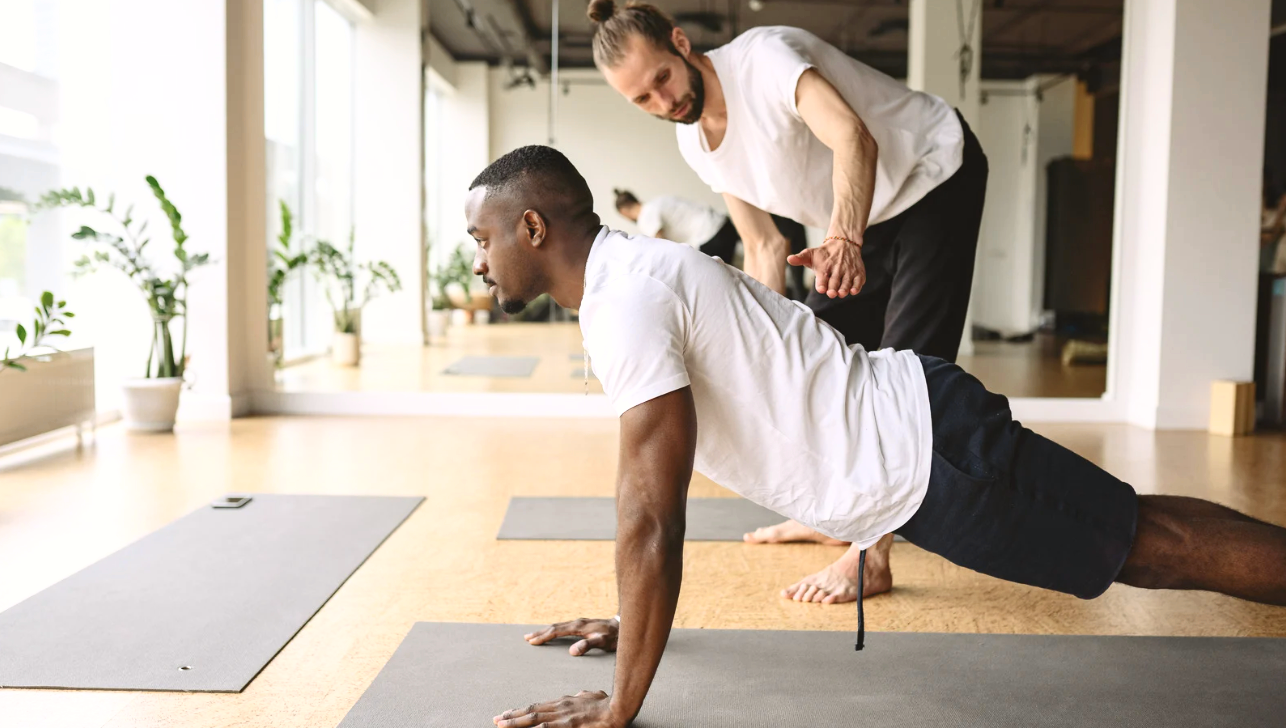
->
xmin=787 ymin=236 xmax=866 ymax=298
xmin=524 ymin=618 xmax=619 ymax=656
xmin=494 ymin=689 xmax=619 ymax=728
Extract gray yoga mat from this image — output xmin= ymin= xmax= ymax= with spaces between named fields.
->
xmin=442 ymin=356 xmax=539 ymax=378
xmin=338 ymin=622 xmax=1286 ymax=728
xmin=0 ymin=494 xmax=423 ymax=692
xmin=499 ymin=497 xmax=782 ymax=541
xmin=498 ymin=496 xmax=904 ymax=542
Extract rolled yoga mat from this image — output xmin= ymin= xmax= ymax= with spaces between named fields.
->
xmin=338 ymin=622 xmax=1286 ymax=728
xmin=498 ymin=496 xmax=904 ymax=542
xmin=442 ymin=356 xmax=539 ymax=378
xmin=0 ymin=494 xmax=423 ymax=692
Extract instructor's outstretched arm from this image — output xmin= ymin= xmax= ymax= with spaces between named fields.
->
xmin=723 ymin=193 xmax=791 ymax=295
xmin=787 ymin=68 xmax=878 ymax=299
xmin=497 ymin=387 xmax=697 ymax=728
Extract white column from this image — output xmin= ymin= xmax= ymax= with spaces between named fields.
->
xmin=226 ymin=0 xmax=270 ymax=413
xmin=353 ymin=0 xmax=424 ymax=346
xmin=1113 ymin=0 xmax=1270 ymax=428
xmin=908 ymin=0 xmax=982 ymax=355
xmin=908 ymin=0 xmax=982 ymax=127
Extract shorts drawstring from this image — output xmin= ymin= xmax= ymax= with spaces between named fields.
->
xmin=855 ymin=548 xmax=866 ymax=651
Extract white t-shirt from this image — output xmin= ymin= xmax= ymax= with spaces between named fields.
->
xmin=580 ymin=227 xmax=932 ymax=548
xmin=677 ymin=26 xmax=964 ymax=229
xmin=636 ymin=195 xmax=728 ymax=249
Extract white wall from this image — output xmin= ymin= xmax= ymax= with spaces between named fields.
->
xmin=353 ymin=0 xmax=422 ymax=345
xmin=974 ymin=75 xmax=1074 ymax=336
xmin=429 ymin=61 xmax=490 ymax=272
xmin=1113 ymin=0 xmax=1269 ymax=428
xmin=487 ymin=68 xmax=724 ymax=231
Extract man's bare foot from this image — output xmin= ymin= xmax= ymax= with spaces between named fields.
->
xmin=781 ymin=535 xmax=894 ymax=604
xmin=744 ymin=519 xmax=848 ymax=546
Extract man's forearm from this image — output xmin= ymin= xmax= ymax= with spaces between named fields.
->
xmin=608 ymin=517 xmax=685 ymax=724
xmin=829 ymin=129 xmax=878 ymax=241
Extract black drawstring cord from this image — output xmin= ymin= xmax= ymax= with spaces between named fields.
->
xmin=855 ymin=548 xmax=866 ymax=651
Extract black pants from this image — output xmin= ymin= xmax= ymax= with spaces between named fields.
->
xmin=699 ymin=216 xmax=810 ymax=301
xmin=807 ymin=112 xmax=988 ymax=362
xmin=897 ymin=355 xmax=1137 ymax=599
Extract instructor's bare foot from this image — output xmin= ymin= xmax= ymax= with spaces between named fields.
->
xmin=781 ymin=535 xmax=894 ymax=604
xmin=744 ymin=519 xmax=847 ymax=546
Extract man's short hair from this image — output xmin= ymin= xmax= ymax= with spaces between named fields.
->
xmin=469 ymin=145 xmax=594 ymax=214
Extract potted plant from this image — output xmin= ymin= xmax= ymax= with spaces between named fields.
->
xmin=307 ymin=230 xmax=402 ymax=366
xmin=440 ymin=244 xmax=491 ymax=324
xmin=36 ymin=177 xmax=210 ymax=432
xmin=267 ymin=200 xmax=307 ymax=368
xmin=423 ymin=237 xmax=451 ymax=341
xmin=1 ymin=292 xmax=73 ymax=372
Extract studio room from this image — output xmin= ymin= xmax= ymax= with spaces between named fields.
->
xmin=2 ymin=0 xmax=1285 ymax=726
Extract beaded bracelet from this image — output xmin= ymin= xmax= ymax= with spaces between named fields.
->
xmin=824 ymin=235 xmax=862 ymax=247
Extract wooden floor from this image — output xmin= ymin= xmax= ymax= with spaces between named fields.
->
xmin=958 ymin=335 xmax=1107 ymax=399
xmin=276 ymin=323 xmax=605 ymax=395
xmin=1 ymin=417 xmax=1283 ymax=727
xmin=277 ymin=323 xmax=1105 ymax=399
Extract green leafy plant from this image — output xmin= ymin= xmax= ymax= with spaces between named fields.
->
xmin=1 ymin=292 xmax=74 ymax=372
xmin=268 ymin=200 xmax=307 ymax=309
xmin=307 ymin=230 xmax=402 ymax=334
xmin=35 ymin=177 xmax=210 ymax=379
xmin=429 ymin=244 xmax=476 ymax=309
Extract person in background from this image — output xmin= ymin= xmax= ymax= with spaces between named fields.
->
xmin=615 ymin=189 xmax=809 ymax=299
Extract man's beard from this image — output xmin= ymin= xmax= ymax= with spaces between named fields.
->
xmin=657 ymin=57 xmax=705 ymax=125
xmin=499 ymin=298 xmax=528 ymax=315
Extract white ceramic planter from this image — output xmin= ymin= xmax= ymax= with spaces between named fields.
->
xmin=427 ymin=309 xmax=450 ymax=340
xmin=450 ymin=308 xmax=469 ymax=327
xmin=332 ymin=331 xmax=361 ymax=366
xmin=122 ymin=377 xmax=183 ymax=432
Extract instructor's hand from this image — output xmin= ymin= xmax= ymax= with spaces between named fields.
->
xmin=787 ymin=237 xmax=865 ymax=298
xmin=524 ymin=618 xmax=619 ymax=656
xmin=494 ymin=689 xmax=621 ymax=728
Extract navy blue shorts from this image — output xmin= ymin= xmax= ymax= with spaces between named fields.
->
xmin=895 ymin=356 xmax=1138 ymax=599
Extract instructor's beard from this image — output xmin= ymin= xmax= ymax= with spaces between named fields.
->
xmin=656 ymin=57 xmax=705 ymax=125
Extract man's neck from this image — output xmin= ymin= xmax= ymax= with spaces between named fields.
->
xmin=548 ymin=224 xmax=600 ymax=311
xmin=692 ymin=52 xmax=728 ymax=148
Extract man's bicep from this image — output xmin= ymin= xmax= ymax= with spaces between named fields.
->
xmin=795 ymin=69 xmax=870 ymax=153
xmin=617 ymin=387 xmax=698 ymax=514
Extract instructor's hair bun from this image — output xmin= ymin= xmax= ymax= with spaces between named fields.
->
xmin=587 ymin=0 xmax=616 ymax=23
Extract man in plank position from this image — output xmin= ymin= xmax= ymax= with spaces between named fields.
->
xmin=470 ymin=146 xmax=1286 ymax=728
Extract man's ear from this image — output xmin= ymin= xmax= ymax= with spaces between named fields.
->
xmin=671 ymin=27 xmax=691 ymax=58
xmin=523 ymin=210 xmax=546 ymax=248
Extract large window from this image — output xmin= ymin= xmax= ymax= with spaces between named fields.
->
xmin=0 ymin=0 xmax=60 ymax=355
xmin=264 ymin=0 xmax=355 ymax=361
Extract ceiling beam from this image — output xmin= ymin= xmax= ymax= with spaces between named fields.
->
xmin=987 ymin=0 xmax=1060 ymax=39
xmin=1061 ymin=16 xmax=1123 ymax=56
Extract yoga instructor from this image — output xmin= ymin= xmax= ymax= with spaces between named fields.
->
xmin=585 ymin=1 xmax=989 ymax=603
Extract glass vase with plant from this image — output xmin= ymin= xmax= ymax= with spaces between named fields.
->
xmin=36 ymin=177 xmax=209 ymax=380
